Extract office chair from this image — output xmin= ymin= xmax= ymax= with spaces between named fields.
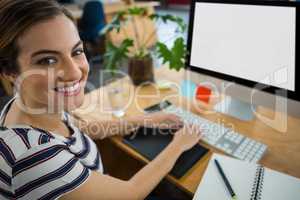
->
xmin=58 ymin=0 xmax=75 ymax=3
xmin=78 ymin=1 xmax=106 ymax=62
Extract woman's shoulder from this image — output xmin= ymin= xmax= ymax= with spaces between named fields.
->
xmin=0 ymin=126 xmax=91 ymax=200
xmin=0 ymin=125 xmax=65 ymax=162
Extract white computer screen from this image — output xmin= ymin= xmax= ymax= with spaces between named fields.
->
xmin=190 ymin=2 xmax=296 ymax=91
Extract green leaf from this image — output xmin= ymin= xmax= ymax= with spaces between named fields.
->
xmin=149 ymin=14 xmax=159 ymax=20
xmin=156 ymin=37 xmax=187 ymax=71
xmin=156 ymin=42 xmax=172 ymax=64
xmin=149 ymin=14 xmax=187 ymax=33
xmin=100 ymin=11 xmax=126 ymax=34
xmin=127 ymin=7 xmax=147 ymax=15
xmin=104 ymin=39 xmax=134 ymax=74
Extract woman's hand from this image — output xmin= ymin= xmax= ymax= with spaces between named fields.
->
xmin=171 ymin=124 xmax=203 ymax=152
xmin=141 ymin=112 xmax=184 ymax=130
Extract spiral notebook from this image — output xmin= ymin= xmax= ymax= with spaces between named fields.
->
xmin=193 ymin=153 xmax=300 ymax=200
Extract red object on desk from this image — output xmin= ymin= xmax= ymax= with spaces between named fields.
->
xmin=196 ymin=85 xmax=212 ymax=103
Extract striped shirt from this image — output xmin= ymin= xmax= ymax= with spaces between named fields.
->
xmin=0 ymin=97 xmax=103 ymax=199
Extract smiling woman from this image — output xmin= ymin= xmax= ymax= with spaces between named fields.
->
xmin=0 ymin=0 xmax=88 ymax=114
xmin=0 ymin=0 xmax=202 ymax=200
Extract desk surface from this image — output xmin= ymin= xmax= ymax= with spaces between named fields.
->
xmin=74 ymin=67 xmax=300 ymax=195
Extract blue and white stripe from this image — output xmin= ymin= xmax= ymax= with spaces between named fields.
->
xmin=0 ymin=97 xmax=103 ymax=199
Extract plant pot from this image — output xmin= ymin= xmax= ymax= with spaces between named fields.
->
xmin=128 ymin=56 xmax=155 ymax=86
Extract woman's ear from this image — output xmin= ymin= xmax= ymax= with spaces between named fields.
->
xmin=0 ymin=73 xmax=15 ymax=96
xmin=2 ymin=73 xmax=17 ymax=83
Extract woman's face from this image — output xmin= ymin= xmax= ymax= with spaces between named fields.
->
xmin=15 ymin=14 xmax=89 ymax=113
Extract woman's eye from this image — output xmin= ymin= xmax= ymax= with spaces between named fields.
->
xmin=72 ymin=49 xmax=84 ymax=56
xmin=36 ymin=57 xmax=57 ymax=66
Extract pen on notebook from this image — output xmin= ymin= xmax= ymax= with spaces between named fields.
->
xmin=214 ymin=159 xmax=238 ymax=200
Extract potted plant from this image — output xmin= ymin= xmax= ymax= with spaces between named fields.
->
xmin=101 ymin=7 xmax=187 ymax=85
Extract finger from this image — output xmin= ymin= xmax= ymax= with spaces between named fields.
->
xmin=185 ymin=123 xmax=195 ymax=132
xmin=169 ymin=122 xmax=183 ymax=130
xmin=185 ymin=125 xmax=202 ymax=138
xmin=171 ymin=117 xmax=184 ymax=126
xmin=170 ymin=115 xmax=183 ymax=123
xmin=195 ymin=129 xmax=203 ymax=139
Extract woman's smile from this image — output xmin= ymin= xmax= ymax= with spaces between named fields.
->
xmin=54 ymin=79 xmax=82 ymax=97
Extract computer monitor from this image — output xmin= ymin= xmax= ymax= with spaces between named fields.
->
xmin=186 ymin=0 xmax=300 ymax=121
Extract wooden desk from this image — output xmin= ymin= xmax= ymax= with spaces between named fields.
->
xmin=64 ymin=1 xmax=159 ymax=47
xmin=73 ymin=67 xmax=300 ymax=195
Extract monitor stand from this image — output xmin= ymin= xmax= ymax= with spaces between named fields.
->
xmin=214 ymin=96 xmax=256 ymax=121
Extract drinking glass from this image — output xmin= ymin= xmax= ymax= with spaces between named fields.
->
xmin=105 ymin=77 xmax=127 ymax=117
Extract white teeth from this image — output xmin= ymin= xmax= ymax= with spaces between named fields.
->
xmin=56 ymin=82 xmax=80 ymax=93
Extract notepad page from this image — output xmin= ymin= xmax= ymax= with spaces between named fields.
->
xmin=193 ymin=154 xmax=256 ymax=200
xmin=193 ymin=153 xmax=300 ymax=200
xmin=261 ymin=167 xmax=300 ymax=200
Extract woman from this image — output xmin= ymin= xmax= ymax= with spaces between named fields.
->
xmin=0 ymin=0 xmax=202 ymax=199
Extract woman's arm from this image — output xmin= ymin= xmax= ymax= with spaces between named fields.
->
xmin=74 ymin=116 xmax=141 ymax=139
xmin=61 ymin=125 xmax=201 ymax=200
xmin=74 ymin=112 xmax=183 ymax=140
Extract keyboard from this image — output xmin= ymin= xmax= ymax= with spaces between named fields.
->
xmin=163 ymin=105 xmax=267 ymax=163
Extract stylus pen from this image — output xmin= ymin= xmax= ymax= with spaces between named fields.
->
xmin=214 ymin=159 xmax=238 ymax=200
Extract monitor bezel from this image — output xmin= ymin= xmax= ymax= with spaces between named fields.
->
xmin=186 ymin=0 xmax=300 ymax=102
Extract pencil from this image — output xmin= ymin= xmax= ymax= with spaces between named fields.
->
xmin=214 ymin=159 xmax=238 ymax=200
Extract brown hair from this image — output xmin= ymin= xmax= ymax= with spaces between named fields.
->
xmin=0 ymin=0 xmax=74 ymax=75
